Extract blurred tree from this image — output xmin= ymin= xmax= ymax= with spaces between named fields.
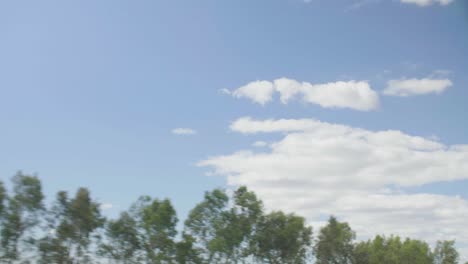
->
xmin=132 ymin=196 xmax=178 ymax=263
xmin=38 ymin=188 xmax=104 ymax=264
xmin=433 ymin=240 xmax=459 ymax=264
xmin=98 ymin=211 xmax=142 ymax=264
xmin=400 ymin=238 xmax=433 ymax=264
xmin=0 ymin=172 xmax=44 ymax=263
xmin=314 ymin=216 xmax=355 ymax=264
xmin=175 ymin=233 xmax=203 ymax=264
xmin=0 ymin=180 xmax=6 ymax=216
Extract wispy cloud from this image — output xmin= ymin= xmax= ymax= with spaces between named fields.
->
xmin=346 ymin=0 xmax=382 ymax=11
xmin=383 ymin=78 xmax=453 ymax=96
xmin=171 ymin=128 xmax=197 ymax=135
xmin=400 ymin=0 xmax=455 ymax=7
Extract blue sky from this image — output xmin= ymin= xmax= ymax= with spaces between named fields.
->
xmin=1 ymin=0 xmax=468 ymax=258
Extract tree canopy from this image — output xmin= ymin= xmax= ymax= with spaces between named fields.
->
xmin=0 ymin=173 xmax=465 ymax=263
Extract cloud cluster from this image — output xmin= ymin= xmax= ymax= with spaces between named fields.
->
xmin=400 ymin=0 xmax=454 ymax=6
xmin=224 ymin=78 xmax=380 ymax=111
xmin=171 ymin=128 xmax=197 ymax=135
xmin=384 ymin=78 xmax=453 ymax=96
xmin=199 ymin=117 xmax=468 ymax=250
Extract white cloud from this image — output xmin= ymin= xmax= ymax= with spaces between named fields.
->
xmin=226 ymin=78 xmax=379 ymax=111
xmin=347 ymin=0 xmax=382 ymax=11
xmin=274 ymin=78 xmax=303 ymax=104
xmin=230 ymin=80 xmax=275 ymax=105
xmin=301 ymin=81 xmax=379 ymax=111
xmin=199 ymin=117 xmax=468 ymax=258
xmin=172 ymin=128 xmax=197 ymax=135
xmin=400 ymin=0 xmax=454 ymax=6
xmin=384 ymin=78 xmax=452 ymax=96
xmin=252 ymin=141 xmax=268 ymax=147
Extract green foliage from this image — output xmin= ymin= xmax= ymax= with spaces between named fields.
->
xmin=0 ymin=180 xmax=6 ymax=216
xmin=400 ymin=238 xmax=433 ymax=264
xmin=353 ymin=235 xmax=433 ymax=264
xmin=184 ymin=186 xmax=265 ymax=263
xmin=433 ymin=240 xmax=459 ymax=264
xmin=0 ymin=172 xmax=44 ymax=263
xmin=314 ymin=216 xmax=355 ymax=264
xmin=251 ymin=211 xmax=313 ymax=264
xmin=98 ymin=211 xmax=142 ymax=264
xmin=38 ymin=188 xmax=104 ymax=263
xmin=132 ymin=196 xmax=179 ymax=263
xmin=175 ymin=233 xmax=203 ymax=264
xmin=0 ymin=173 xmax=466 ymax=264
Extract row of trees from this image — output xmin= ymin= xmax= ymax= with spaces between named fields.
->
xmin=0 ymin=172 xmax=465 ymax=263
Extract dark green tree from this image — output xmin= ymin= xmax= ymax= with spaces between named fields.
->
xmin=132 ymin=196 xmax=178 ymax=263
xmin=314 ymin=216 xmax=355 ymax=264
xmin=175 ymin=233 xmax=203 ymax=264
xmin=0 ymin=172 xmax=44 ymax=263
xmin=0 ymin=180 xmax=6 ymax=216
xmin=184 ymin=186 xmax=263 ymax=263
xmin=353 ymin=240 xmax=371 ymax=264
xmin=251 ymin=211 xmax=313 ymax=264
xmin=98 ymin=211 xmax=142 ymax=264
xmin=38 ymin=188 xmax=104 ymax=264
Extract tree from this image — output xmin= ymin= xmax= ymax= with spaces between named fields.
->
xmin=0 ymin=180 xmax=5 ymax=216
xmin=132 ymin=196 xmax=178 ymax=263
xmin=175 ymin=233 xmax=203 ymax=264
xmin=353 ymin=240 xmax=371 ymax=264
xmin=184 ymin=188 xmax=229 ymax=263
xmin=400 ymin=238 xmax=433 ymax=264
xmin=251 ymin=211 xmax=313 ymax=264
xmin=38 ymin=188 xmax=105 ymax=264
xmin=367 ymin=235 xmax=403 ymax=264
xmin=98 ymin=211 xmax=142 ymax=264
xmin=0 ymin=172 xmax=44 ymax=263
xmin=314 ymin=216 xmax=355 ymax=264
xmin=433 ymin=240 xmax=459 ymax=264
xmin=184 ymin=186 xmax=263 ymax=263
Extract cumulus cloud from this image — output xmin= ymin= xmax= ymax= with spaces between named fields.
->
xmin=384 ymin=78 xmax=453 ymax=96
xmin=400 ymin=0 xmax=454 ymax=6
xmin=301 ymin=81 xmax=379 ymax=111
xmin=199 ymin=117 xmax=468 ymax=255
xmin=225 ymin=78 xmax=379 ymax=111
xmin=228 ymin=80 xmax=275 ymax=105
xmin=172 ymin=128 xmax=197 ymax=135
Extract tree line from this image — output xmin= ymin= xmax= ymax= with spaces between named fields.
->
xmin=0 ymin=172 xmax=465 ymax=264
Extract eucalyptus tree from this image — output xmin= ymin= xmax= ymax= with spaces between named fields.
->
xmin=400 ymin=238 xmax=433 ymax=264
xmin=0 ymin=172 xmax=44 ymax=263
xmin=352 ymin=235 xmax=433 ymax=264
xmin=0 ymin=180 xmax=5 ymax=216
xmin=433 ymin=240 xmax=459 ymax=264
xmin=184 ymin=186 xmax=263 ymax=264
xmin=314 ymin=216 xmax=355 ymax=264
xmin=38 ymin=187 xmax=105 ymax=264
xmin=175 ymin=233 xmax=203 ymax=264
xmin=251 ymin=211 xmax=313 ymax=264
xmin=131 ymin=196 xmax=179 ymax=263
xmin=98 ymin=211 xmax=142 ymax=264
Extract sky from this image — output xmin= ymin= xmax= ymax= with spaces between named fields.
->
xmin=1 ymin=0 xmax=468 ymax=259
